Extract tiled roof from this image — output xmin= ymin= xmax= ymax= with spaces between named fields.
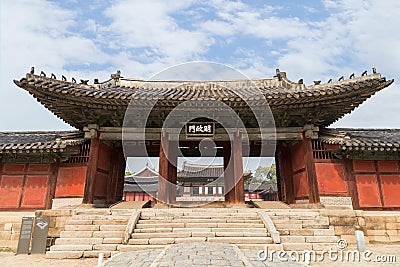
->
xmin=13 ymin=69 xmax=393 ymax=129
xmin=245 ymin=184 xmax=278 ymax=192
xmin=124 ymin=177 xmax=158 ymax=192
xmin=320 ymin=128 xmax=400 ymax=152
xmin=0 ymin=131 xmax=84 ymax=154
xmin=178 ymin=162 xmax=252 ymax=178
xmin=178 ymin=162 xmax=224 ymax=178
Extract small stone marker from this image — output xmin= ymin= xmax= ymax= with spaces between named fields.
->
xmin=355 ymin=226 xmax=366 ymax=252
xmin=16 ymin=217 xmax=34 ymax=254
xmin=97 ymin=252 xmax=104 ymax=266
xmin=31 ymin=216 xmax=50 ymax=254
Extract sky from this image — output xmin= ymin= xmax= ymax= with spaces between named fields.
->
xmin=1 ymin=0 xmax=400 ymax=171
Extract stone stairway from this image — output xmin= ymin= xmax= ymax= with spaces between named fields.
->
xmin=47 ymin=207 xmax=342 ymax=259
xmin=119 ymin=208 xmax=272 ymax=251
xmin=267 ymin=209 xmax=340 ymax=251
xmin=46 ymin=209 xmax=131 ymax=259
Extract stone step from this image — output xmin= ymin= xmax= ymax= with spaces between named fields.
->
xmin=136 ymin=223 xmax=185 ymax=229
xmin=135 ymin=222 xmax=265 ymax=229
xmin=92 ymin=219 xmax=129 ymax=225
xmin=117 ymin=244 xmax=166 ymax=252
xmin=134 ymin=228 xmax=174 ymax=233
xmin=64 ymin=225 xmax=100 ymax=231
xmin=72 ymin=215 xmax=130 ymax=220
xmin=83 ymin=250 xmax=114 ymax=258
xmin=93 ymin=231 xmax=125 ymax=238
xmin=93 ymin=244 xmax=118 ymax=251
xmin=271 ymin=223 xmax=303 ymax=230
xmin=215 ymin=223 xmax=264 ymax=228
xmin=99 ymin=225 xmax=126 ymax=231
xmin=131 ymin=230 xmax=268 ymax=240
xmin=103 ymin=238 xmax=123 ymax=244
xmin=210 ymin=227 xmax=266 ymax=232
xmin=67 ymin=220 xmax=93 ymax=225
xmin=270 ymin=215 xmax=326 ymax=220
xmin=55 ymin=237 xmax=103 ymax=245
xmin=71 ymin=215 xmax=109 ymax=220
xmin=305 ymin=235 xmax=339 ymax=243
xmin=282 ymin=242 xmax=313 ymax=251
xmin=128 ymin=236 xmax=273 ymax=245
xmin=139 ymin=215 xmax=260 ymax=220
xmin=237 ymin=244 xmax=284 ymax=250
xmin=46 ymin=251 xmax=83 ymax=259
xmin=274 ymin=223 xmax=329 ymax=230
xmin=140 ymin=213 xmax=259 ymax=218
xmin=271 ymin=211 xmax=320 ymax=217
xmin=133 ymin=227 xmax=268 ymax=233
xmin=301 ymin=224 xmax=330 ymax=229
xmin=50 ymin=244 xmax=93 ymax=251
xmin=137 ymin=218 xmax=263 ymax=224
xmin=311 ymin=243 xmax=339 ymax=251
xmin=281 ymin=242 xmax=341 ymax=251
xmin=140 ymin=209 xmax=256 ymax=215
xmin=272 ymin=218 xmax=329 ymax=224
xmin=213 ymin=231 xmax=268 ymax=237
xmin=206 ymin=236 xmax=273 ymax=244
xmin=279 ymin=236 xmax=306 ymax=243
xmin=74 ymin=209 xmax=111 ymax=216
xmin=132 ymin=232 xmax=192 ymax=239
xmin=60 ymin=231 xmax=94 ymax=238
xmin=174 ymin=237 xmax=207 ymax=243
xmin=288 ymin=229 xmax=335 ymax=236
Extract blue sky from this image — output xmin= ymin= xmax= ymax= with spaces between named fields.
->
xmin=1 ymin=0 xmax=400 ymax=132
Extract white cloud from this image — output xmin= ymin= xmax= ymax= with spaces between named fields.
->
xmin=199 ymin=2 xmax=310 ymax=40
xmin=102 ymin=0 xmax=213 ymax=62
xmin=0 ymin=0 xmax=112 ymax=130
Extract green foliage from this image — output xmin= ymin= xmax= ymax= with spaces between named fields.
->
xmin=245 ymin=164 xmax=277 ymax=185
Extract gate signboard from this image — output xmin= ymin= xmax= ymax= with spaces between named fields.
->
xmin=16 ymin=217 xmax=34 ymax=254
xmin=186 ymin=122 xmax=214 ymax=138
xmin=30 ymin=216 xmax=50 ymax=254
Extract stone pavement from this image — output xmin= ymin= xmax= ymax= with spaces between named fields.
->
xmin=104 ymin=242 xmax=303 ymax=267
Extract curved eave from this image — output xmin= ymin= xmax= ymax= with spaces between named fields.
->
xmin=14 ymin=73 xmax=394 ymax=129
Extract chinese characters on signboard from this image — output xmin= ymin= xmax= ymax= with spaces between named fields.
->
xmin=186 ymin=122 xmax=214 ymax=138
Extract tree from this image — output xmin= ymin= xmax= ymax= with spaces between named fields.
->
xmin=245 ymin=164 xmax=277 ymax=185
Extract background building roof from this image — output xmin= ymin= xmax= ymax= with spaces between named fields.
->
xmin=320 ymin=128 xmax=400 ymax=152
xmin=0 ymin=131 xmax=83 ymax=154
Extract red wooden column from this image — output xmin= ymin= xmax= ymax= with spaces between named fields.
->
xmin=302 ymin=135 xmax=320 ymax=203
xmin=0 ymin=160 xmax=3 ymax=184
xmin=223 ymin=141 xmax=234 ymax=202
xmin=224 ymin=132 xmax=244 ymax=204
xmin=344 ymin=158 xmax=360 ymax=209
xmin=45 ymin=158 xmax=60 ymax=209
xmin=83 ymin=137 xmax=100 ymax=204
xmin=106 ymin=146 xmax=118 ymax=204
xmin=107 ymin=145 xmax=126 ymax=204
xmin=167 ymin=140 xmax=178 ymax=204
xmin=158 ymin=132 xmax=177 ymax=204
xmin=233 ymin=132 xmax=245 ymax=203
xmin=278 ymin=146 xmax=295 ymax=204
xmin=115 ymin=147 xmax=126 ymax=202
